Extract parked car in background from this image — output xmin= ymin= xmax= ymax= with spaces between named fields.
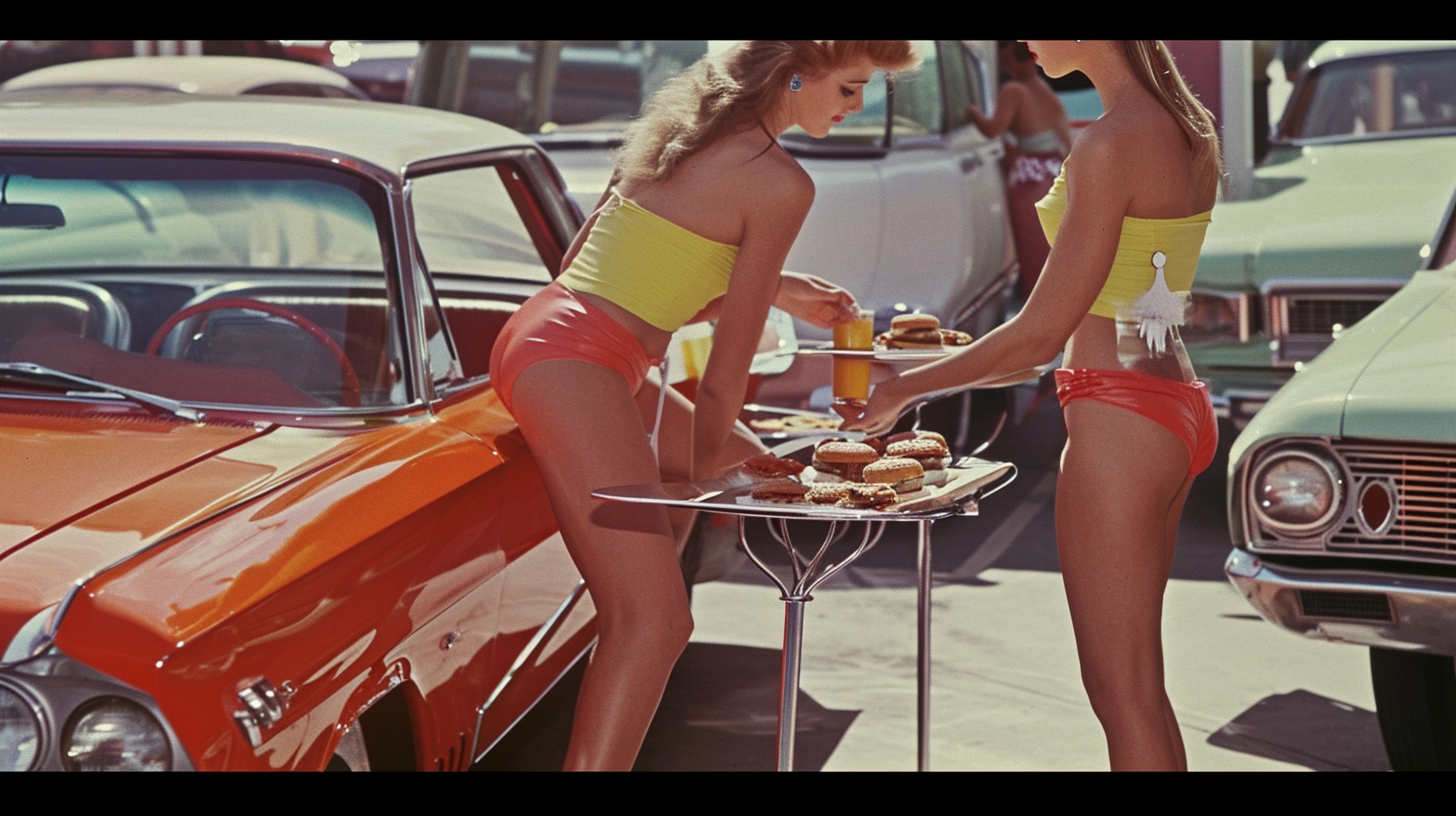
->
xmin=0 ymin=92 xmax=596 ymax=770
xmin=0 ymin=55 xmax=371 ymax=100
xmin=408 ymin=40 xmax=1018 ymax=448
xmin=1224 ymin=185 xmax=1456 ymax=771
xmin=281 ymin=40 xmax=419 ymax=103
xmin=1187 ymin=40 xmax=1456 ymax=429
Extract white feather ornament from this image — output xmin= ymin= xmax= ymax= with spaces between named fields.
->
xmin=1123 ymin=250 xmax=1187 ymax=355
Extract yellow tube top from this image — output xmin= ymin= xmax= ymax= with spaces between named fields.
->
xmin=1034 ymin=167 xmax=1211 ymax=320
xmin=556 ymin=190 xmax=740 ymax=332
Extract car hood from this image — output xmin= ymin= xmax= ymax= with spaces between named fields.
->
xmin=1232 ymin=266 xmax=1456 ymax=462
xmin=1197 ymin=138 xmax=1456 ymax=290
xmin=0 ymin=409 xmax=352 ymax=655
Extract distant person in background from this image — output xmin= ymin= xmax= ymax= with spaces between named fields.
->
xmin=968 ymin=41 xmax=1072 ymax=300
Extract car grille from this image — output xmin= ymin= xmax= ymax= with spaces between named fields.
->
xmin=1298 ymin=589 xmax=1394 ymax=621
xmin=1326 ymin=440 xmax=1456 ymax=561
xmin=1284 ymin=298 xmax=1384 ymax=335
xmin=1269 ymin=290 xmax=1398 ymax=365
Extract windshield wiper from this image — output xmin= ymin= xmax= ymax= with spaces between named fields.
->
xmin=0 ymin=362 xmax=203 ymax=421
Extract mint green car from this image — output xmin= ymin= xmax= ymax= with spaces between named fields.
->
xmin=1187 ymin=41 xmax=1456 ymax=427
xmin=1224 ymin=188 xmax=1456 ymax=770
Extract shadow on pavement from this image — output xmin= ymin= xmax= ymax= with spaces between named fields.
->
xmin=639 ymin=643 xmax=858 ymax=771
xmin=475 ymin=643 xmax=857 ymax=771
xmin=1206 ymin=688 xmax=1391 ymax=771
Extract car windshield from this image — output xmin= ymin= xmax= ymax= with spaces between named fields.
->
xmin=449 ymin=40 xmax=911 ymax=148
xmin=1279 ymin=49 xmax=1456 ymax=141
xmin=0 ymin=155 xmax=408 ymax=411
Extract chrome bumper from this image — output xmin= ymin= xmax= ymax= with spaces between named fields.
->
xmin=1225 ymin=548 xmax=1456 ymax=655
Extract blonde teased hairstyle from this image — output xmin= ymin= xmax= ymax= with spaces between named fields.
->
xmin=1119 ymin=41 xmax=1224 ymax=181
xmin=615 ymin=41 xmax=919 ymax=182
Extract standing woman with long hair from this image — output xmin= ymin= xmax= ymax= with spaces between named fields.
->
xmin=845 ymin=41 xmax=1220 ymax=770
xmin=490 ymin=41 xmax=918 ymax=771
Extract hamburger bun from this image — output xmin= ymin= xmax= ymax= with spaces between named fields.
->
xmin=749 ymin=479 xmax=810 ymax=504
xmin=863 ymin=456 xmax=926 ymax=494
xmin=811 ymin=440 xmax=880 ymax=482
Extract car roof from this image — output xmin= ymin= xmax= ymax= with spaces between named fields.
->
xmin=1309 ymin=40 xmax=1456 ymax=68
xmin=0 ymin=55 xmax=361 ymax=96
xmin=0 ymin=92 xmax=541 ymax=180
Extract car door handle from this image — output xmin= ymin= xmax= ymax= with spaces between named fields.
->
xmin=960 ymin=155 xmax=983 ymax=174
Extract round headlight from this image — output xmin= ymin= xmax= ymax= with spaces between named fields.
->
xmin=63 ymin=697 xmax=170 ymax=772
xmin=1250 ymin=448 xmax=1345 ymax=536
xmin=0 ymin=686 xmax=42 ymax=772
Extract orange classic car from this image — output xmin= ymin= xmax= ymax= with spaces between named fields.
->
xmin=0 ymin=92 xmax=599 ymax=770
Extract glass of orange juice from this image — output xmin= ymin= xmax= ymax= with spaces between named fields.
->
xmin=832 ymin=310 xmax=873 ymax=418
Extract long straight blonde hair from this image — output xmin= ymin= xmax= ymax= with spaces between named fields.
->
xmin=615 ymin=41 xmax=919 ymax=183
xmin=1120 ymin=41 xmax=1224 ymax=182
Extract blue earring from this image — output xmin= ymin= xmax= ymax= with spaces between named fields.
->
xmin=790 ymin=74 xmax=802 ymax=92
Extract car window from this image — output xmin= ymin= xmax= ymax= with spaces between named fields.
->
xmin=409 ymin=164 xmax=556 ymax=283
xmin=888 ymin=40 xmax=944 ymax=138
xmin=408 ymin=160 xmax=567 ymax=389
xmin=433 ymin=40 xmax=941 ymax=150
xmin=1282 ymin=49 xmax=1456 ymax=140
xmin=243 ymin=82 xmax=358 ymax=99
xmin=458 ymin=41 xmax=710 ymax=134
xmin=0 ymin=156 xmax=408 ymax=410
xmin=941 ymin=41 xmax=975 ymax=131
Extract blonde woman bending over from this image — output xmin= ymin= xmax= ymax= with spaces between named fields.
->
xmin=490 ymin=41 xmax=919 ymax=771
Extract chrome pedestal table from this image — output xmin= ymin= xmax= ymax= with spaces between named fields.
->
xmin=594 ymin=446 xmax=1015 ymax=771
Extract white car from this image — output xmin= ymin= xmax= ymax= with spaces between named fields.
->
xmin=408 ymin=40 xmax=1018 ymax=446
xmin=0 ymin=55 xmax=370 ymax=100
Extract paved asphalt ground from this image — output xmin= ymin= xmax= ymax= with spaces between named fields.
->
xmin=477 ymin=382 xmax=1390 ymax=772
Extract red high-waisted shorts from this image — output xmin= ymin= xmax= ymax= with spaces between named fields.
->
xmin=1054 ymin=368 xmax=1218 ymax=479
xmin=490 ymin=281 xmax=655 ymax=415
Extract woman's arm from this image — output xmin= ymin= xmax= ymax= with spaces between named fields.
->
xmin=683 ymin=271 xmax=857 ymax=328
xmin=689 ymin=172 xmax=815 ymax=480
xmin=969 ymin=83 xmax=1026 ymax=139
xmin=843 ymin=129 xmax=1136 ymax=435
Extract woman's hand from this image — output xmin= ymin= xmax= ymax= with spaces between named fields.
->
xmin=775 ymin=271 xmax=860 ymax=329
xmin=840 ymin=374 xmax=915 ymax=437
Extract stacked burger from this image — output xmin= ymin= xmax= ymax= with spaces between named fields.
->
xmin=875 ymin=313 xmax=973 ymax=350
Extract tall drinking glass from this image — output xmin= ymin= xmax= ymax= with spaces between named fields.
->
xmin=832 ymin=310 xmax=873 ymax=419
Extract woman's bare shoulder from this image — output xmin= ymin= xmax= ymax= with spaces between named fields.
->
xmin=700 ymin=142 xmax=813 ymax=222
xmin=1063 ymin=120 xmax=1133 ymax=184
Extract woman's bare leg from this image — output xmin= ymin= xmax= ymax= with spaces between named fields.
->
xmin=632 ymin=371 xmax=767 ymax=549
xmin=510 ymin=360 xmax=694 ymax=771
xmin=1056 ymin=399 xmax=1192 ymax=771
xmin=1160 ymin=472 xmax=1196 ymax=771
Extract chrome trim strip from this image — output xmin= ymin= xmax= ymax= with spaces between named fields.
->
xmin=469 ymin=579 xmax=591 ymax=763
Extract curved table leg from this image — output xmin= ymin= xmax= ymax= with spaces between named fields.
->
xmin=736 ymin=516 xmax=888 ymax=771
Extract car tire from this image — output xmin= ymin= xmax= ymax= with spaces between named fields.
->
xmin=1369 ymin=647 xmax=1456 ymax=771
